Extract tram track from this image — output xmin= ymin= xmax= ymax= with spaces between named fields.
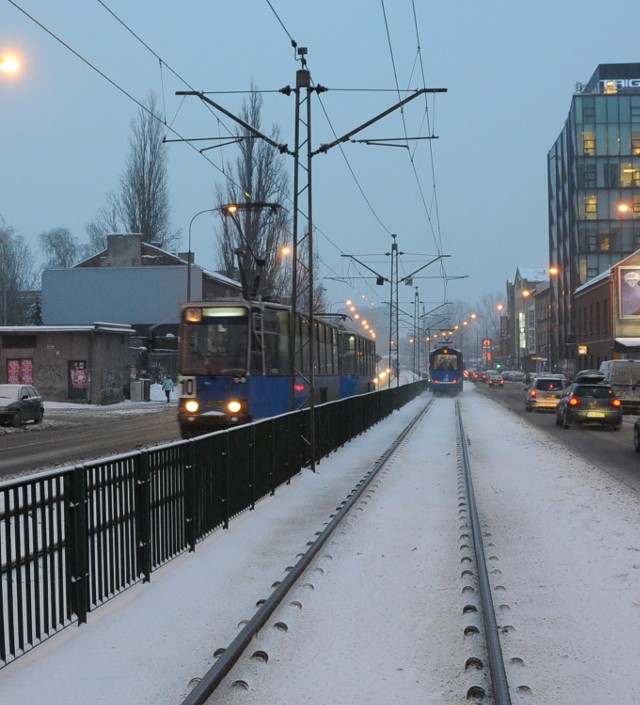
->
xmin=180 ymin=395 xmax=520 ymax=705
xmin=455 ymin=398 xmax=512 ymax=703
xmin=181 ymin=399 xmax=435 ymax=705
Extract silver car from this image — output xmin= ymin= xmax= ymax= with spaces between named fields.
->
xmin=525 ymin=376 xmax=565 ymax=412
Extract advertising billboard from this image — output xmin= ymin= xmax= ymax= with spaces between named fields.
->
xmin=619 ymin=267 xmax=640 ymax=317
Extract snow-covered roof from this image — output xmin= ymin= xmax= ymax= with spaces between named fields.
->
xmin=516 ymin=266 xmax=549 ymax=283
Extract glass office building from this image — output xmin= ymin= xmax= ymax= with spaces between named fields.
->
xmin=548 ymin=63 xmax=640 ymax=373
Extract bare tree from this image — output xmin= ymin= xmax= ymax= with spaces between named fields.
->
xmin=215 ymin=88 xmax=291 ymax=301
xmin=0 ymin=217 xmax=36 ymax=325
xmin=85 ymin=193 xmax=121 ymax=253
xmin=86 ymin=92 xmax=180 ymax=251
xmin=38 ymin=227 xmax=79 ymax=268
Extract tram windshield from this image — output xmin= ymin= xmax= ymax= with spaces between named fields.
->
xmin=433 ymin=353 xmax=459 ymax=371
xmin=181 ymin=307 xmax=249 ymax=376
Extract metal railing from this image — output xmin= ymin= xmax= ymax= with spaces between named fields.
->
xmin=0 ymin=381 xmax=427 ymax=668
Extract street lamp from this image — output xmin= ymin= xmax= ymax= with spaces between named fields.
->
xmin=187 ymin=208 xmax=218 ymax=300
xmin=221 ymin=202 xmax=280 ymax=300
xmin=0 ymin=55 xmax=19 ymax=74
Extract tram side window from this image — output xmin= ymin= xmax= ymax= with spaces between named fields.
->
xmin=318 ymin=322 xmax=328 ymax=374
xmin=261 ymin=309 xmax=290 ymax=375
xmin=362 ymin=339 xmax=373 ymax=374
xmin=328 ymin=327 xmax=337 ymax=375
xmin=342 ymin=334 xmax=357 ymax=374
xmin=294 ymin=315 xmax=311 ymax=374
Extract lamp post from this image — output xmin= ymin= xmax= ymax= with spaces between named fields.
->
xmin=187 ymin=208 xmax=218 ymax=300
xmin=0 ymin=236 xmax=6 ymax=326
xmin=548 ymin=267 xmax=559 ymax=372
xmin=519 ymin=289 xmax=531 ymax=371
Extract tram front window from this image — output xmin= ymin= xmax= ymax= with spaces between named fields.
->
xmin=434 ymin=354 xmax=458 ymax=371
xmin=185 ymin=308 xmax=249 ymax=375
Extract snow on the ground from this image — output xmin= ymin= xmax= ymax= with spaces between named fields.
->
xmin=41 ymin=383 xmax=175 ymax=414
xmin=1 ymin=387 xmax=639 ymax=704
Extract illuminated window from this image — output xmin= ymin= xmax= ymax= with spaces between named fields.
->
xmin=584 ymin=194 xmax=598 ymax=220
xmin=582 ymin=131 xmax=596 ymax=155
xmin=621 ymin=163 xmax=635 ymax=187
xmin=632 ymin=132 xmax=640 ymax=154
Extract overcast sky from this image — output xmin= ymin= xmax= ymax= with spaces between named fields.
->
xmin=2 ymin=1 xmax=639 ymax=315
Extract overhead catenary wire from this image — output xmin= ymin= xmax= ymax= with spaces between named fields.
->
xmin=11 ymin=0 xmax=455 ymax=317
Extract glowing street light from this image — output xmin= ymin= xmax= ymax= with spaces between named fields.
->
xmin=0 ymin=55 xmax=19 ymax=74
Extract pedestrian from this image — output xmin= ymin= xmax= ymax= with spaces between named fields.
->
xmin=162 ymin=376 xmax=174 ymax=403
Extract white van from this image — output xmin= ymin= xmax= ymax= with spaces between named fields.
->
xmin=598 ymin=359 xmax=640 ymax=413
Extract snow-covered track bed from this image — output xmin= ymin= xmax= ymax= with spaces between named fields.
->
xmin=180 ymin=401 xmax=434 ymax=705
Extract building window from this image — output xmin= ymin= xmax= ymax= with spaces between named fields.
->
xmin=582 ymin=101 xmax=596 ymax=121
xmin=604 ymin=163 xmax=619 ymax=187
xmin=632 ymin=132 xmax=640 ymax=154
xmin=620 ymin=162 xmax=639 ymax=186
xmin=587 ymin=265 xmax=599 ymax=280
xmin=579 ymin=162 xmax=597 ymax=188
xmin=582 ymin=131 xmax=596 ymax=155
xmin=584 ymin=194 xmax=598 ymax=220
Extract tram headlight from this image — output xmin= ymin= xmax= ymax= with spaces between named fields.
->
xmin=184 ymin=399 xmax=200 ymax=414
xmin=226 ymin=400 xmax=243 ymax=415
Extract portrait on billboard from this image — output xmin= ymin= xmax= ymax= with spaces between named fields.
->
xmin=619 ymin=267 xmax=640 ymax=317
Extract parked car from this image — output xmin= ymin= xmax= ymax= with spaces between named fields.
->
xmin=487 ymin=371 xmax=504 ymax=388
xmin=0 ymin=384 xmax=45 ymax=427
xmin=555 ymin=373 xmax=622 ymax=430
xmin=525 ymin=376 xmax=565 ymax=412
xmin=634 ymin=417 xmax=640 ymax=452
xmin=509 ymin=371 xmax=526 ymax=383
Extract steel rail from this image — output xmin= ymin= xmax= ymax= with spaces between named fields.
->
xmin=455 ymin=399 xmax=512 ymax=704
xmin=181 ymin=397 xmax=433 ymax=705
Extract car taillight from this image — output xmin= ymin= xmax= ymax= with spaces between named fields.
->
xmin=530 ymin=389 xmax=537 ymax=397
xmin=568 ymin=397 xmax=581 ymax=406
xmin=611 ymin=398 xmax=622 ymax=408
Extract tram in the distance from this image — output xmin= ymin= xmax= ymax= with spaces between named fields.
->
xmin=429 ymin=345 xmax=464 ymax=396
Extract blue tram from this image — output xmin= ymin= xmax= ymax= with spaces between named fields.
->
xmin=429 ymin=345 xmax=464 ymax=396
xmin=177 ymin=298 xmax=377 ymax=438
